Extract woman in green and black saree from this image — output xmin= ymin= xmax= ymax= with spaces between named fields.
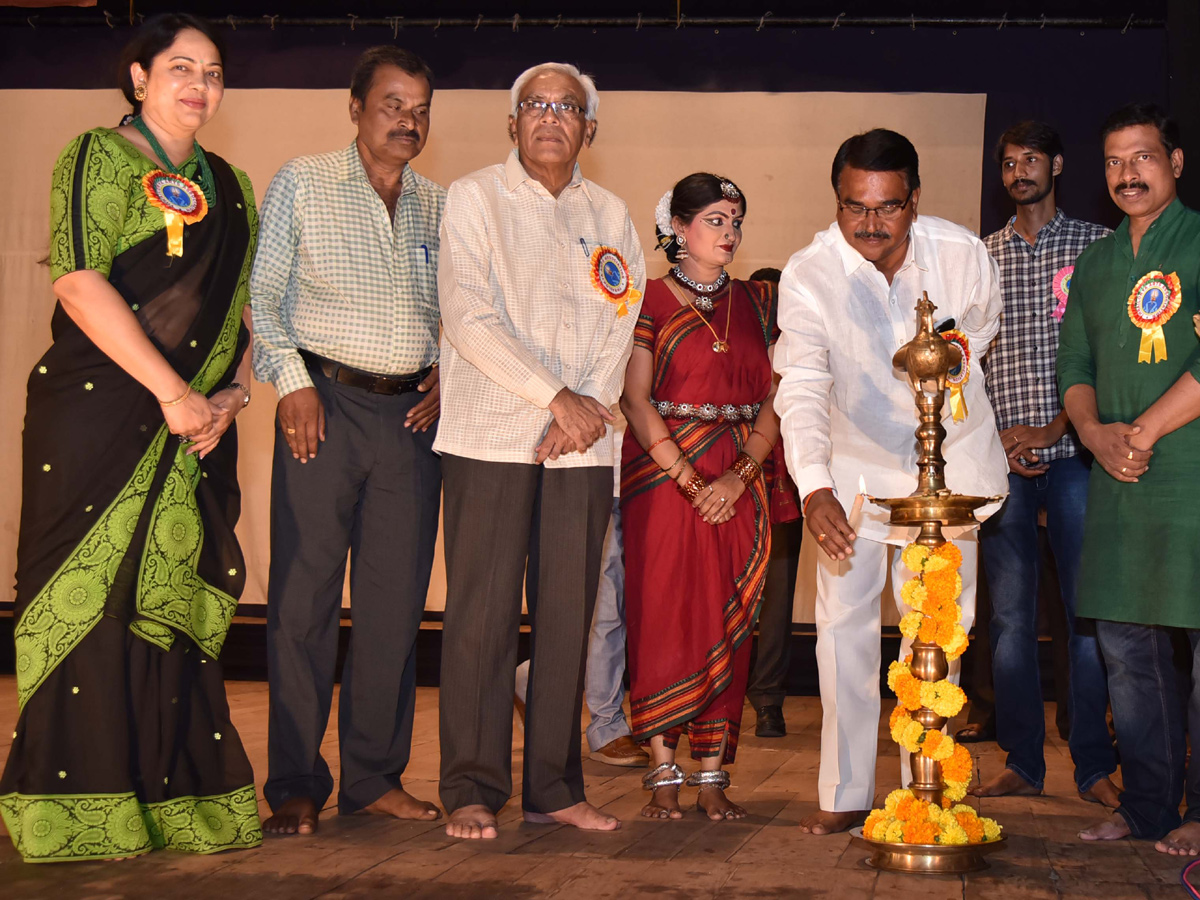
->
xmin=0 ymin=15 xmax=262 ymax=862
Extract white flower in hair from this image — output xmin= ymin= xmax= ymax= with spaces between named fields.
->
xmin=654 ymin=190 xmax=674 ymax=238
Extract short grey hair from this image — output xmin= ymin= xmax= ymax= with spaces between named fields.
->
xmin=509 ymin=62 xmax=599 ymax=120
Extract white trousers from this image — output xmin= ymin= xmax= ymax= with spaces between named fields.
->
xmin=814 ymin=533 xmax=977 ymax=811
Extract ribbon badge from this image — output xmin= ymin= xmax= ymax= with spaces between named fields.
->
xmin=1051 ymin=265 xmax=1073 ymax=322
xmin=941 ymin=329 xmax=970 ymax=422
xmin=142 ymin=170 xmax=208 ymax=257
xmin=589 ymin=246 xmax=642 ymax=317
xmin=1127 ymin=270 xmax=1182 ymax=364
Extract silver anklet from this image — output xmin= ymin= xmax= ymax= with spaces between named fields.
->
xmin=643 ymin=762 xmax=686 ymax=791
xmin=685 ymin=769 xmax=731 ymax=791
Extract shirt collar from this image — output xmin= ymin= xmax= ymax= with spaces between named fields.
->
xmin=1114 ymin=195 xmax=1184 ymax=256
xmin=1002 ymin=207 xmax=1066 ymax=246
xmin=504 ymin=148 xmax=592 ymax=201
xmin=338 ymin=142 xmax=416 ymax=195
xmin=832 ymin=219 xmax=925 ymax=277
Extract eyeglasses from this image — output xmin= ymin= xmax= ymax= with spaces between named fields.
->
xmin=516 ymin=99 xmax=585 ymax=120
xmin=837 ymin=191 xmax=914 ymax=220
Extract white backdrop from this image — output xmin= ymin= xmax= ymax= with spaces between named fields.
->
xmin=0 ymin=87 xmax=986 ymax=621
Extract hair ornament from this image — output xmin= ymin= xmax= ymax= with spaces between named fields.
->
xmin=654 ymin=189 xmax=674 ymax=237
xmin=720 ymin=180 xmax=741 ymax=200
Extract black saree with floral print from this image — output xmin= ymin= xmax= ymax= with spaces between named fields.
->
xmin=0 ymin=128 xmax=262 ymax=862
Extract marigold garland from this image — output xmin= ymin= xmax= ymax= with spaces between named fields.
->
xmin=864 ymin=540 xmax=1001 ymax=845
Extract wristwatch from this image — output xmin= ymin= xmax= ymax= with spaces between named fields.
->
xmin=228 ymin=382 xmax=251 ymax=407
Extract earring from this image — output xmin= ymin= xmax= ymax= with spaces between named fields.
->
xmin=134 ymin=83 xmax=147 ymax=102
xmin=675 ymin=234 xmax=688 ymax=260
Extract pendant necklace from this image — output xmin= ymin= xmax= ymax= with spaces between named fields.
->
xmin=132 ymin=115 xmax=217 ymax=205
xmin=685 ymin=284 xmax=733 ymax=353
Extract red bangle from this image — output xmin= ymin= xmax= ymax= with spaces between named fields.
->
xmin=646 ymin=435 xmax=673 ymax=455
xmin=802 ymin=487 xmax=834 ymax=517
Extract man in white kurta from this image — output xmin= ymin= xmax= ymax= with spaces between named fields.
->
xmin=773 ymin=128 xmax=1008 ymax=833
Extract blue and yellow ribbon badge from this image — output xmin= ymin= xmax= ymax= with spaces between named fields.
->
xmin=142 ymin=170 xmax=208 ymax=257
xmin=589 ymin=246 xmax=641 ymax=317
xmin=942 ymin=329 xmax=970 ymax=422
xmin=1127 ymin=270 xmax=1182 ymax=364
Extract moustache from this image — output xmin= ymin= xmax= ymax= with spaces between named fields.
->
xmin=854 ymin=230 xmax=891 ymax=241
xmin=389 ymin=128 xmax=420 ymax=141
xmin=1116 ymin=180 xmax=1149 ymax=193
xmin=1009 ymin=179 xmax=1037 ymax=190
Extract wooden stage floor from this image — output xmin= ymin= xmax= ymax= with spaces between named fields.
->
xmin=0 ymin=677 xmax=1188 ymax=898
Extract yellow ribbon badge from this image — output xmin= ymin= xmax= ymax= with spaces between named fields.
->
xmin=941 ymin=330 xmax=970 ymax=422
xmin=142 ymin=171 xmax=208 ymax=257
xmin=1127 ymin=271 xmax=1182 ymax=364
xmin=589 ymin=246 xmax=642 ymax=317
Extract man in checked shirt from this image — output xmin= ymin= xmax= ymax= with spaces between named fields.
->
xmin=252 ymin=46 xmax=445 ymax=835
xmin=969 ymin=121 xmax=1119 ymax=806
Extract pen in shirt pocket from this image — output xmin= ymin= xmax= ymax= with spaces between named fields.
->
xmin=579 ymin=237 xmax=590 ymax=259
xmin=417 ymin=244 xmax=430 ymax=264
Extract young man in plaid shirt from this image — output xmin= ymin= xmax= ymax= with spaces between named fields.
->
xmin=971 ymin=121 xmax=1119 ymax=806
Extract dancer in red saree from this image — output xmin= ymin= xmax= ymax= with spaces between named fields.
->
xmin=620 ymin=173 xmax=798 ymax=821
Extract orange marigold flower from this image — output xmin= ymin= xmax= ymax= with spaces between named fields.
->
xmin=903 ymin=821 xmax=937 ymax=844
xmin=942 ymin=743 xmax=973 ymax=783
xmin=955 ymin=812 xmax=985 ymax=843
xmin=921 ymin=729 xmax=944 ymax=757
xmin=934 ymin=541 xmax=963 ymax=568
xmin=918 ymin=616 xmax=940 ymax=644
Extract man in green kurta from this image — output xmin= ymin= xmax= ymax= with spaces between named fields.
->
xmin=1057 ymin=103 xmax=1200 ymax=854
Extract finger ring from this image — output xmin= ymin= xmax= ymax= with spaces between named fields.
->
xmin=1128 ymin=451 xmax=1134 ymax=460
xmin=706 ymin=485 xmax=715 ymax=495
xmin=719 ymin=496 xmax=727 ymax=504
xmin=1121 ymin=466 xmax=1127 ymax=474
xmin=286 ymin=428 xmax=297 ymax=435
xmin=817 ymin=532 xmax=827 ymax=542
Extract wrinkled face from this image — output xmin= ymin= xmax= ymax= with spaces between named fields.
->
xmin=1103 ymin=123 xmax=1183 ymax=219
xmin=132 ymin=28 xmax=224 ymax=130
xmin=1000 ymin=144 xmax=1061 ymax=206
xmin=835 ymin=167 xmax=919 ymax=266
xmin=674 ymin=198 xmax=745 ymax=270
xmin=351 ymin=65 xmax=431 ymax=165
xmin=509 ymin=71 xmax=596 ymax=168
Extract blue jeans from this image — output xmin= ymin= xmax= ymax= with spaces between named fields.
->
xmin=979 ymin=455 xmax=1115 ymax=792
xmin=1097 ymin=621 xmax=1200 ymax=839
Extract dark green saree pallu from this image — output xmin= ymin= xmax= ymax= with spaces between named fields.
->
xmin=0 ymin=131 xmax=262 ymax=862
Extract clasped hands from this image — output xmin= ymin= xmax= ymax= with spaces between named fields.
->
xmin=1079 ymin=419 xmax=1154 ymax=484
xmin=162 ymin=386 xmax=245 ymax=460
xmin=534 ymin=387 xmax=614 ymax=463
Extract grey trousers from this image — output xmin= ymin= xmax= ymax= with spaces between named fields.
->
xmin=438 ymin=455 xmax=612 ymax=815
xmin=265 ymin=372 xmax=440 ymax=815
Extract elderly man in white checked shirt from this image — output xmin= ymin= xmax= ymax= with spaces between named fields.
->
xmin=435 ymin=62 xmax=645 ymax=840
xmin=252 ymin=47 xmax=444 ymax=836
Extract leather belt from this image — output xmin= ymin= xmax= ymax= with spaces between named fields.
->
xmin=299 ymin=349 xmax=431 ymax=395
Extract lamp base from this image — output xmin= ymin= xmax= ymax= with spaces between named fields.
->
xmin=849 ymin=828 xmax=1006 ymax=875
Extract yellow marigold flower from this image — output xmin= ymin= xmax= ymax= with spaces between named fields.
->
xmin=922 ymin=554 xmax=950 ymax=574
xmin=920 ymin=729 xmax=956 ymax=761
xmin=899 ymin=611 xmax=923 ymax=639
xmin=900 ymin=577 xmax=928 ymax=611
xmin=920 ymin=680 xmax=967 ymax=718
xmin=938 ymin=819 xmax=969 ymax=845
xmin=981 ymin=817 xmax=1002 ymax=841
xmin=944 ymin=626 xmax=970 ymax=661
xmin=884 ymin=789 xmax=910 ymax=814
xmin=943 ymin=780 xmax=968 ymax=802
xmin=886 ymin=659 xmax=909 ymax=692
xmin=901 ymin=543 xmax=930 ymax=572
xmin=884 ymin=820 xmax=905 ymax=843
xmin=899 ymin=720 xmax=924 ymax=754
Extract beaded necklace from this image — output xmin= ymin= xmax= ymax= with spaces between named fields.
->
xmin=133 ymin=115 xmax=217 ymax=206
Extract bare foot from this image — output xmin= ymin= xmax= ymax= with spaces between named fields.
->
xmin=798 ymin=809 xmax=867 ymax=835
xmin=364 ymin=787 xmax=442 ymax=821
xmin=696 ymin=787 xmax=747 ymax=821
xmin=1080 ymin=776 xmax=1121 ymax=809
xmin=445 ymin=804 xmax=498 ymax=840
xmin=1156 ymin=821 xmax=1200 ymax=855
xmin=1079 ymin=812 xmax=1131 ymax=841
xmin=641 ymin=786 xmax=683 ymax=820
xmin=523 ymin=801 xmax=621 ymax=831
xmin=969 ymin=768 xmax=1042 ymax=798
xmin=263 ymin=796 xmax=319 ymax=836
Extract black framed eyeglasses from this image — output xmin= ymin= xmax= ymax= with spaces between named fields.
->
xmin=837 ymin=191 xmax=914 ymax=220
xmin=516 ymin=99 xmax=585 ymax=120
